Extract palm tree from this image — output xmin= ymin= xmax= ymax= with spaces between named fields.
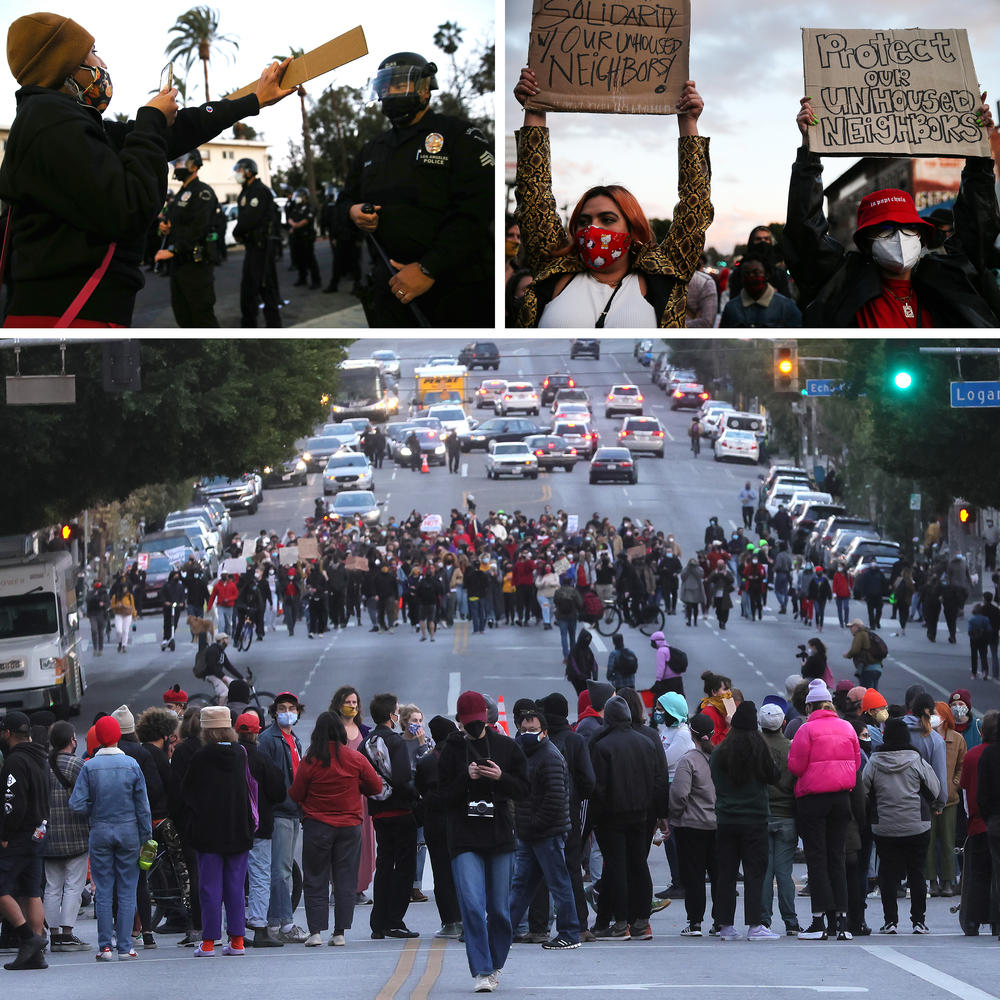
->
xmin=275 ymin=48 xmax=317 ymax=207
xmin=165 ymin=6 xmax=238 ymax=103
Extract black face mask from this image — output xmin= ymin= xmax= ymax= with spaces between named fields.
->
xmin=173 ymin=167 xmax=191 ymax=182
xmin=464 ymin=720 xmax=486 ymax=739
xmin=380 ymin=93 xmax=425 ymax=127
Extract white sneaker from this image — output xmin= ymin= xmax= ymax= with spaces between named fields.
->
xmin=747 ymin=925 xmax=780 ymax=941
xmin=304 ymin=933 xmax=322 ymax=947
xmin=328 ymin=933 xmax=346 ymax=947
xmin=474 ymin=974 xmax=496 ymax=993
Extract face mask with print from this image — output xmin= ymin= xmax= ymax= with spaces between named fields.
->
xmin=72 ymin=64 xmax=113 ymax=113
xmin=871 ymin=232 xmax=921 ymax=273
xmin=576 ymin=225 xmax=631 ymax=271
xmin=951 ymin=703 xmax=969 ymax=720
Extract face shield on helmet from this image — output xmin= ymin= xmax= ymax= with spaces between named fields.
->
xmin=368 ymin=57 xmax=438 ymax=127
xmin=233 ymin=157 xmax=258 ymax=186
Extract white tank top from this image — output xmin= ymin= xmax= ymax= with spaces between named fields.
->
xmin=538 ymin=272 xmax=657 ymax=328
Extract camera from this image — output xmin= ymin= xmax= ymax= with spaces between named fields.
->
xmin=467 ymin=800 xmax=495 ymax=819
xmin=795 ymin=644 xmax=808 ymax=661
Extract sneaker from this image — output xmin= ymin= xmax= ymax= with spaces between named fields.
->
xmin=798 ymin=918 xmax=828 ymax=940
xmin=878 ymin=923 xmax=898 ymax=935
xmin=356 ymin=892 xmax=372 ymax=905
xmin=489 ymin=970 xmax=502 ymax=988
xmin=435 ymin=923 xmax=463 ymax=940
xmin=650 ymin=898 xmax=671 ymax=913
xmin=193 ymin=943 xmax=216 ymax=956
xmin=60 ymin=934 xmax=91 ymax=952
xmin=747 ymin=925 xmax=780 ymax=941
xmin=593 ymin=922 xmax=630 ymax=941
xmin=142 ymin=932 xmax=157 ymax=949
xmin=473 ymin=974 xmax=496 ymax=993
xmin=708 ymin=923 xmax=722 ymax=936
xmin=328 ymin=934 xmax=346 ymax=947
xmin=304 ymin=933 xmax=323 ymax=947
xmin=785 ymin=924 xmax=801 ymax=937
xmin=410 ymin=888 xmax=429 ymax=903
xmin=178 ymin=932 xmax=201 ymax=947
xmin=513 ymin=931 xmax=549 ymax=944
xmin=222 ymin=942 xmax=245 ymax=955
xmin=541 ymin=935 xmax=581 ymax=949
xmin=836 ymin=916 xmax=853 ymax=941
xmin=96 ymin=947 xmax=115 ymax=961
xmin=912 ymin=922 xmax=930 ymax=935
xmin=580 ymin=929 xmax=596 ymax=943
xmin=629 ymin=921 xmax=652 ymax=941
xmin=680 ymin=924 xmax=703 ymax=937
xmin=119 ymin=948 xmax=139 ymax=959
xmin=279 ymin=925 xmax=308 ymax=943
xmin=718 ymin=925 xmax=742 ymax=941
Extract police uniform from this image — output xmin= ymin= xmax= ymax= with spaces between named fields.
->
xmin=338 ymin=110 xmax=494 ymax=328
xmin=285 ymin=198 xmax=320 ymax=287
xmin=163 ymin=176 xmax=221 ymax=327
xmin=234 ymin=177 xmax=281 ymax=327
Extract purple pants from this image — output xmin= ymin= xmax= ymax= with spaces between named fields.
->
xmin=196 ymin=851 xmax=249 ymax=941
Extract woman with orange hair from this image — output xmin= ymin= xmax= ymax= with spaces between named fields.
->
xmin=925 ymin=702 xmax=967 ymax=897
xmin=512 ymin=67 xmax=713 ymax=328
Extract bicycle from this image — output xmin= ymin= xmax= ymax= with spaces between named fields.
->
xmin=232 ymin=608 xmax=256 ymax=652
xmin=187 ymin=667 xmax=276 ymax=711
xmin=594 ymin=596 xmax=664 ymax=637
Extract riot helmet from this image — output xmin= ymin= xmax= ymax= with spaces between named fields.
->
xmin=172 ymin=148 xmax=202 ymax=183
xmin=368 ymin=52 xmax=438 ymax=127
xmin=233 ymin=157 xmax=258 ymax=185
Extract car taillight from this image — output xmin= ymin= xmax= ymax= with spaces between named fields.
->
xmin=534 ymin=450 xmax=544 ymax=456
xmin=547 ymin=443 xmax=555 ymax=449
xmin=637 ymin=394 xmax=644 ymax=402
xmin=621 ymin=430 xmax=632 ymax=436
xmin=673 ymin=390 xmax=682 ymax=397
xmin=652 ymin=431 xmax=664 ymax=437
xmin=699 ymin=393 xmax=709 ymax=399
xmin=504 ymin=394 xmax=511 ymax=400
xmin=607 ymin=395 xmax=613 ymax=401
xmin=622 ymin=461 xmax=633 ymax=467
xmin=568 ymin=378 xmax=575 ymax=387
xmin=542 ymin=379 xmax=549 ymax=388
xmin=568 ymin=448 xmax=577 ymax=454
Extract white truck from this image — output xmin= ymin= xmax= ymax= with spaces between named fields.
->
xmin=0 ymin=549 xmax=85 ymax=716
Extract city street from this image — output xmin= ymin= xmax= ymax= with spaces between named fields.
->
xmin=31 ymin=337 xmax=1000 ymax=999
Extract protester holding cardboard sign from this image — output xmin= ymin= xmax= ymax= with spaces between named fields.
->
xmin=783 ymin=89 xmax=999 ymax=328
xmin=512 ymin=66 xmax=712 ymax=328
xmin=0 ymin=13 xmax=296 ymax=328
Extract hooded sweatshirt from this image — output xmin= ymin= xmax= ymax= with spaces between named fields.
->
xmin=0 ymin=740 xmax=49 ymax=840
xmin=902 ymin=715 xmax=948 ymax=810
xmin=658 ymin=724 xmax=695 ymax=780
xmin=180 ymin=742 xmax=255 ymax=854
xmin=668 ymin=743 xmax=715 ymax=829
xmin=862 ymin=746 xmax=941 ymax=837
xmin=652 ymin=634 xmax=680 ymax=680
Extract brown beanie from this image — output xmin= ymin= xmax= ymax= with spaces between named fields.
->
xmin=7 ymin=13 xmax=94 ymax=88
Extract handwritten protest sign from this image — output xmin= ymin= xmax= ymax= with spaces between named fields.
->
xmin=220 ymin=558 xmax=247 ymax=577
xmin=297 ymin=537 xmax=319 ymax=561
xmin=803 ymin=28 xmax=989 ymax=157
xmin=346 ymin=556 xmax=370 ymax=572
xmin=566 ymin=514 xmax=579 ymax=533
xmin=279 ymin=546 xmax=299 ymax=566
xmin=526 ymin=0 xmax=690 ymax=114
xmin=626 ymin=544 xmax=646 ymax=561
xmin=554 ymin=557 xmax=571 ymax=575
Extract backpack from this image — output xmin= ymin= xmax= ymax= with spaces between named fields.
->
xmin=554 ymin=588 xmax=577 ymax=617
xmin=581 ymin=589 xmax=603 ymax=619
xmin=362 ymin=731 xmax=395 ymax=801
xmin=192 ymin=648 xmax=209 ymax=679
xmin=616 ymin=648 xmax=638 ymax=676
xmin=668 ymin=646 xmax=689 ymax=674
xmin=867 ymin=630 xmax=888 ymax=662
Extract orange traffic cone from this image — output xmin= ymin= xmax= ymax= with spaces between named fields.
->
xmin=496 ymin=695 xmax=510 ymax=735
xmin=420 ymin=452 xmax=430 ymax=473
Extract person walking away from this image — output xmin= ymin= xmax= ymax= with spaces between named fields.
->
xmin=85 ymin=580 xmax=109 ymax=656
xmin=180 ymin=707 xmax=255 ymax=956
xmin=787 ymin=679 xmax=861 ymax=940
xmin=680 ymin=558 xmax=704 ymax=626
xmin=68 ymin=714 xmax=151 ymax=961
xmin=969 ymin=604 xmax=993 ymax=680
xmin=757 ymin=704 xmax=800 ymax=936
xmin=689 ymin=417 xmax=701 ymax=457
xmin=606 ymin=632 xmax=639 ymax=691
xmin=738 ymin=482 xmax=756 ymax=530
xmin=903 ymin=693 xmax=949 ymax=817
xmin=565 ymin=629 xmax=598 ymax=695
xmin=0 ymin=712 xmax=50 ymax=970
xmin=652 ymin=692 xmax=694 ymax=900
xmin=435 ymin=691 xmax=529 ymax=992
xmin=862 ymin=718 xmax=941 ymax=934
xmin=233 ymin=157 xmax=282 ymax=327
xmin=552 ymin=581 xmax=582 ymax=660
xmin=891 ymin=566 xmax=915 ymax=637
xmin=289 ymin=712 xmax=382 ymax=947
xmin=843 ymin=619 xmax=880 ymax=689
xmin=649 ymin=630 xmax=684 ymax=697
xmin=708 ymin=701 xmax=780 ymax=941
xmin=925 ymin=703 xmax=966 ymax=897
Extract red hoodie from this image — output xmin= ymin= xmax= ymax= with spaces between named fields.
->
xmin=208 ymin=578 xmax=238 ymax=609
xmin=512 ymin=558 xmax=536 ymax=586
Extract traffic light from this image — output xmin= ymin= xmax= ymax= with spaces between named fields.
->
xmin=887 ymin=349 xmax=916 ymax=392
xmin=773 ymin=341 xmax=799 ymax=392
xmin=958 ymin=504 xmax=976 ymax=528
xmin=59 ymin=522 xmax=81 ymax=543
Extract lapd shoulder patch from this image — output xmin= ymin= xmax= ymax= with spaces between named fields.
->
xmin=424 ymin=132 xmax=444 ymax=154
xmin=199 ymin=190 xmax=212 ymax=201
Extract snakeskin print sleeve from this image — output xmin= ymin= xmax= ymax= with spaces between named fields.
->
xmin=514 ymin=126 xmax=569 ymax=276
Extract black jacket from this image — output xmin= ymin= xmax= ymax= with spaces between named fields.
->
xmin=86 ymin=587 xmax=110 ymax=616
xmin=415 ymin=747 xmax=448 ymax=842
xmin=239 ymin=737 xmax=288 ymax=839
xmin=119 ymin=735 xmax=165 ymax=821
xmin=0 ymin=87 xmax=259 ymax=325
xmin=545 ymin=714 xmax=596 ymax=811
xmin=180 ymin=742 xmax=254 ymax=854
xmin=362 ymin=724 xmax=417 ymax=816
xmin=167 ymin=735 xmax=200 ymax=826
xmin=589 ymin=719 xmax=668 ymax=826
xmin=233 ymin=177 xmax=277 ymax=249
xmin=783 ymin=147 xmax=999 ymax=328
xmin=514 ymin=737 xmax=570 ymax=842
xmin=437 ymin=727 xmax=529 ymax=859
xmin=141 ymin=741 xmax=171 ymax=821
xmin=164 ymin=177 xmax=220 ymax=263
xmin=0 ymin=740 xmax=48 ymax=841
xmin=978 ymin=743 xmax=1000 ymax=822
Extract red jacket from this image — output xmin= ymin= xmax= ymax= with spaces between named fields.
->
xmin=961 ymin=743 xmax=987 ymax=836
xmin=831 ymin=571 xmax=851 ymax=598
xmin=208 ymin=578 xmax=238 ymax=609
xmin=512 ymin=558 xmax=536 ymax=587
xmin=288 ymin=744 xmax=382 ymax=827
xmin=787 ymin=709 xmax=861 ymax=796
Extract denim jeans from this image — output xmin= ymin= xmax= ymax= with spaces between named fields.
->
xmin=469 ymin=597 xmax=486 ymax=633
xmin=556 ymin=617 xmax=577 ymax=659
xmin=89 ymin=821 xmax=140 ymax=952
xmin=509 ymin=836 xmax=579 ymax=942
xmin=268 ymin=815 xmax=300 ymax=926
xmin=761 ymin=817 xmax=798 ymax=929
xmin=836 ymin=596 xmax=851 ymax=627
xmin=218 ymin=604 xmax=234 ymax=635
xmin=538 ymin=593 xmax=553 ymax=625
xmin=247 ymin=837 xmax=271 ymax=927
xmin=455 ymin=586 xmax=468 ymax=619
xmin=451 ymin=850 xmax=513 ymax=978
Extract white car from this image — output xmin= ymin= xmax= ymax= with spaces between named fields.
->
xmin=618 ymin=415 xmax=665 ymax=457
xmin=323 ymin=451 xmax=374 ymax=494
xmin=551 ymin=402 xmax=591 ymax=423
xmin=163 ymin=514 xmax=222 ymax=555
xmin=370 ymin=349 xmax=401 ymax=379
xmin=426 ymin=404 xmax=475 ymax=438
xmin=700 ymin=402 xmax=736 ymax=438
xmin=605 ymin=384 xmax=644 ymax=417
xmin=495 ymin=382 xmax=540 ymax=416
xmin=714 ymin=428 xmax=760 ymax=463
xmin=475 ymin=378 xmax=507 ymax=409
xmin=765 ymin=483 xmax=814 ymax=517
xmin=486 ymin=441 xmax=539 ymax=479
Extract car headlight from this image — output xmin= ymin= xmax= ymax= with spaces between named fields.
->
xmin=295 ymin=460 xmax=307 ymax=472
xmin=331 ymin=404 xmax=344 ymax=413
xmin=400 ymin=447 xmax=411 ymax=456
xmin=263 ymin=465 xmax=273 ymax=474
xmin=40 ymin=656 xmax=57 ymax=672
xmin=434 ymin=445 xmax=445 ymax=454
xmin=302 ymin=451 xmax=312 ymax=462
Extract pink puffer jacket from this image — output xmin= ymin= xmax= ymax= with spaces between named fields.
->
xmin=787 ymin=709 xmax=861 ymax=796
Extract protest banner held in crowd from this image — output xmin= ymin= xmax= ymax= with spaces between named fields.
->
xmin=802 ymin=27 xmax=990 ymax=158
xmin=526 ymin=0 xmax=690 ymax=114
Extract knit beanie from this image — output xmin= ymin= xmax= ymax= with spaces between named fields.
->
xmin=603 ymin=696 xmax=631 ymax=725
xmin=427 ymin=715 xmax=456 ymax=746
xmin=112 ymin=703 xmax=135 ymax=734
xmin=539 ymin=692 xmax=569 ymax=720
xmin=804 ymin=679 xmax=832 ymax=705
xmin=94 ymin=715 xmax=121 ymax=747
xmin=586 ymin=680 xmax=614 ymax=712
xmin=860 ymin=689 xmax=887 ymax=712
xmin=731 ymin=700 xmax=758 ymax=731
xmin=7 ymin=13 xmax=94 ymax=88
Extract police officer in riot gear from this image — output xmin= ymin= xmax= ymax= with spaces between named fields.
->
xmin=232 ymin=157 xmax=281 ymax=327
xmin=286 ymin=187 xmax=321 ymax=289
xmin=338 ymin=51 xmax=493 ymax=327
xmin=155 ymin=149 xmax=221 ymax=326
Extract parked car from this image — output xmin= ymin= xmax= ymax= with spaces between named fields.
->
xmin=821 ymin=525 xmax=881 ymax=569
xmin=194 ymin=474 xmax=259 ymax=515
xmin=633 ymin=339 xmax=654 ymax=365
xmin=570 ymin=338 xmax=600 ymax=360
xmin=262 ymin=454 xmax=308 ymax=488
xmin=663 ymin=368 xmax=698 ymax=392
xmin=495 ymin=382 xmax=541 ymax=416
xmin=326 ymin=490 xmax=384 ymax=526
xmin=714 ymin=427 xmax=760 ymax=463
xmin=669 ymin=382 xmax=709 ymax=410
xmin=475 ymin=378 xmax=508 ymax=409
xmin=765 ymin=481 xmax=814 ymax=517
xmin=458 ymin=341 xmax=501 ymax=370
xmin=617 ymin=416 xmax=665 ymax=457
xmin=552 ymin=419 xmax=599 ymax=459
xmin=139 ymin=530 xmax=218 ymax=578
xmin=589 ymin=446 xmax=637 ymax=484
xmin=323 ymin=452 xmax=375 ymax=494
xmin=651 ymin=351 xmax=671 ymax=384
xmin=540 ymin=372 xmax=576 ymax=407
xmin=462 ymin=417 xmax=542 ymax=451
xmin=163 ymin=513 xmax=222 ymax=555
xmin=763 ymin=465 xmax=810 ymax=493
xmin=699 ymin=401 xmax=735 ymax=438
xmin=844 ymin=539 xmax=903 ymax=581
xmin=605 ymin=384 xmax=644 ymax=417
xmin=486 ymin=441 xmax=539 ymax=480
xmin=141 ymin=552 xmax=195 ymax=610
xmin=805 ymin=514 xmax=877 ymax=564
xmin=523 ymin=434 xmax=580 ymax=472
xmin=791 ymin=501 xmax=847 ymax=552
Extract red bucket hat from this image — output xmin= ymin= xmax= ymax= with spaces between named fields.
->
xmin=854 ymin=188 xmax=933 ymax=242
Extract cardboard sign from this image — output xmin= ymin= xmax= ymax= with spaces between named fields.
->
xmin=627 ymin=544 xmax=646 ymax=562
xmin=566 ymin=514 xmax=579 ymax=533
xmin=221 ymin=557 xmax=247 ymax=577
xmin=137 ymin=552 xmax=149 ymax=571
xmin=554 ymin=557 xmax=571 ymax=574
xmin=297 ymin=537 xmax=319 ymax=561
xmin=279 ymin=546 xmax=299 ymax=566
xmin=346 ymin=555 xmax=370 ymax=572
xmin=526 ymin=0 xmax=690 ymax=115
xmin=803 ymin=28 xmax=990 ymax=157
xmin=225 ymin=26 xmax=368 ymax=100
xmin=164 ymin=546 xmax=188 ymax=566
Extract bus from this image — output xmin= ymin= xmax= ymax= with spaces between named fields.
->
xmin=328 ymin=360 xmax=399 ymax=423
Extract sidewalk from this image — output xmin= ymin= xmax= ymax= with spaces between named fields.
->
xmin=292 ymin=303 xmax=368 ymax=328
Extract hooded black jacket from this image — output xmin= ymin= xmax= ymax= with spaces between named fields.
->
xmin=0 ymin=87 xmax=260 ymax=325
xmin=180 ymin=742 xmax=254 ymax=854
xmin=0 ymin=740 xmax=48 ymax=841
xmin=513 ymin=736 xmax=570 ymax=842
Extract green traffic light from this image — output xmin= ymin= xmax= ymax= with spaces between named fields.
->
xmin=893 ymin=371 xmax=913 ymax=390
